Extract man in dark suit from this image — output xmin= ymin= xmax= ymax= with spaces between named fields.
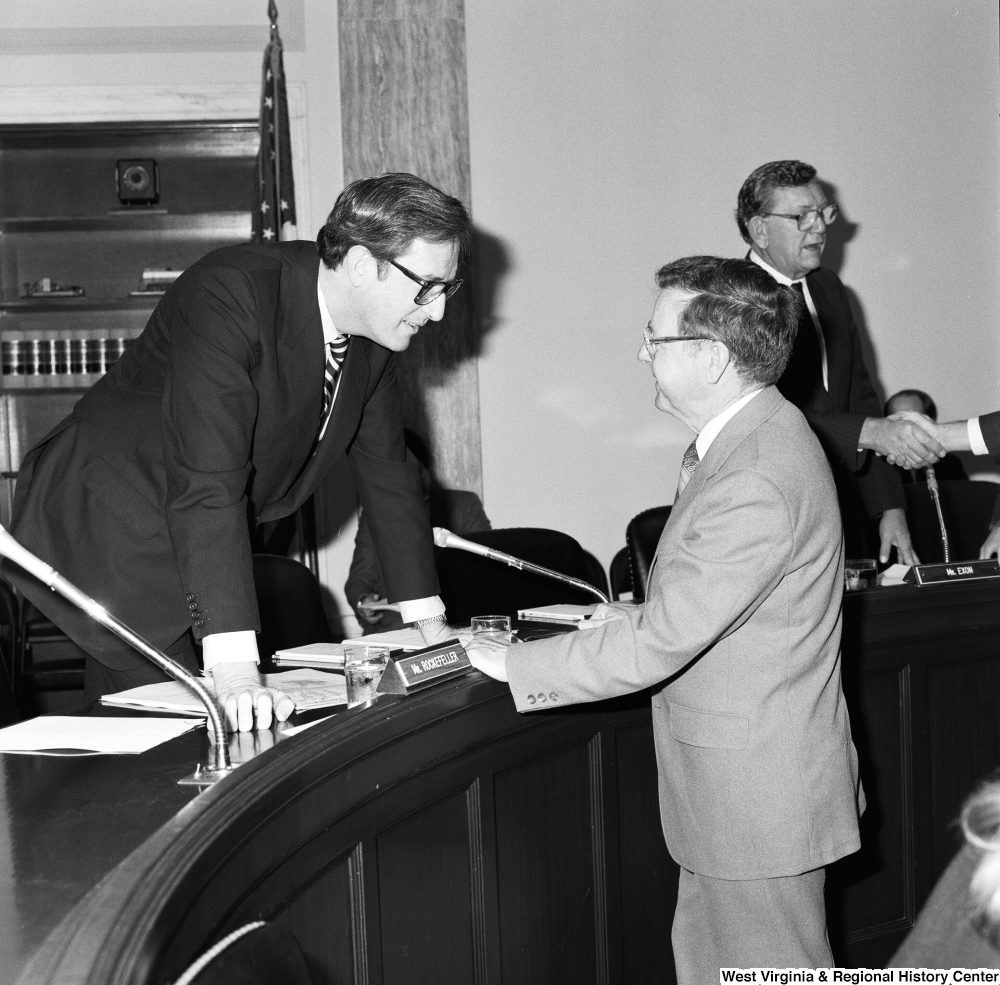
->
xmin=736 ymin=160 xmax=945 ymax=563
xmin=468 ymin=257 xmax=864 ymax=982
xmin=2 ymin=173 xmax=470 ymax=730
xmin=889 ymin=407 xmax=1000 ymax=558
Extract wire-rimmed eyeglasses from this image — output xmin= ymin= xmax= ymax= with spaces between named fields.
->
xmin=758 ymin=203 xmax=839 ymax=231
xmin=387 ymin=258 xmax=463 ymax=305
xmin=643 ymin=334 xmax=715 ymax=357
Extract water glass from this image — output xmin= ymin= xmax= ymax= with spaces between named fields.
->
xmin=844 ymin=559 xmax=877 ymax=592
xmin=470 ymin=614 xmax=512 ymax=641
xmin=344 ymin=645 xmax=389 ymax=709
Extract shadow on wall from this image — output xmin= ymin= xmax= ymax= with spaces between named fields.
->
xmin=818 ymin=178 xmax=886 ymax=409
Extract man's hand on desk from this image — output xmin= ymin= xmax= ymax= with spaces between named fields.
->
xmin=465 ymin=636 xmax=511 ymax=683
xmin=879 ymin=507 xmax=920 ymax=566
xmin=211 ymin=661 xmax=295 ymax=732
xmin=980 ymin=523 xmax=1000 ymax=560
xmin=860 ymin=415 xmax=944 ymax=469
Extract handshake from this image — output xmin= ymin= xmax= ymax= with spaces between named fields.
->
xmin=863 ymin=411 xmax=962 ymax=471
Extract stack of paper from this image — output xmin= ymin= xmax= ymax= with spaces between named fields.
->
xmin=343 ymin=627 xmax=474 ymax=650
xmin=0 ymin=716 xmax=203 ymax=756
xmin=272 ymin=642 xmax=347 ymax=669
xmin=101 ymin=669 xmax=347 ymax=714
xmin=517 ymin=603 xmax=597 ymax=624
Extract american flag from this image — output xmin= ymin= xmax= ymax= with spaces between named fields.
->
xmin=252 ymin=0 xmax=297 ymax=243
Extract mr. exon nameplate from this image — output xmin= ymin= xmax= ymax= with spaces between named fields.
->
xmin=905 ymin=558 xmax=1000 ymax=586
xmin=376 ymin=639 xmax=472 ymax=695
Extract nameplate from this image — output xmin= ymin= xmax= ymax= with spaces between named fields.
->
xmin=376 ymin=639 xmax=472 ymax=695
xmin=905 ymin=559 xmax=1000 ymax=586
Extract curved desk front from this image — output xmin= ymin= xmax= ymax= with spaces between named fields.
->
xmin=5 ymin=580 xmax=1000 ymax=984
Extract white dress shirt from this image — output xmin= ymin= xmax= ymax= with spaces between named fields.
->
xmin=695 ymin=388 xmax=764 ymax=461
xmin=202 ymin=276 xmax=444 ymax=670
xmin=750 ymin=251 xmax=829 ymax=391
xmin=968 ymin=418 xmax=989 ymax=456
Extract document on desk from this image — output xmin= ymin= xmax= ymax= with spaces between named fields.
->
xmin=342 ymin=627 xmax=474 ymax=650
xmin=101 ymin=669 xmax=347 ymax=715
xmin=0 ymin=716 xmax=203 ymax=756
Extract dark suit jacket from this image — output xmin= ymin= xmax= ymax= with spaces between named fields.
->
xmin=347 ymin=488 xmax=490 ymax=634
xmin=508 ymin=389 xmax=863 ymax=880
xmin=980 ymin=411 xmax=1000 ymax=455
xmin=776 ymin=267 xmax=905 ymax=521
xmin=3 ymin=242 xmax=438 ymax=671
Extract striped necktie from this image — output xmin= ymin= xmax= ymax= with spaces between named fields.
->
xmin=674 ymin=440 xmax=700 ymax=502
xmin=318 ymin=335 xmax=349 ymax=442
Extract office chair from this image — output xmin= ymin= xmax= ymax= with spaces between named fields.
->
xmin=252 ymin=554 xmax=334 ymax=669
xmin=173 ymin=921 xmax=313 ymax=985
xmin=626 ymin=506 xmax=671 ymax=602
xmin=609 ymin=547 xmax=632 ymax=601
xmin=902 ymin=479 xmax=999 ymax=564
xmin=434 ymin=527 xmax=606 ymax=625
xmin=16 ymin=597 xmax=87 ymax=715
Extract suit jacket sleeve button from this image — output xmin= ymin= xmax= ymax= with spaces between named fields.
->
xmin=186 ymin=594 xmax=195 ymax=602
xmin=537 ymin=693 xmax=547 ymax=703
xmin=194 ymin=619 xmax=204 ymax=627
xmin=526 ymin=694 xmax=536 ymax=705
xmin=549 ymin=692 xmax=558 ymax=702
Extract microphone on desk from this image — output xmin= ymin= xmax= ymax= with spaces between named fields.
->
xmin=0 ymin=524 xmax=234 ymax=783
xmin=433 ymin=527 xmax=610 ymax=603
xmin=925 ymin=465 xmax=951 ymax=563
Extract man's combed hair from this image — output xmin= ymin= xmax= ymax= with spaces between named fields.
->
xmin=735 ymin=160 xmax=817 ymax=244
xmin=317 ymin=172 xmax=472 ymax=271
xmin=655 ymin=256 xmax=800 ymax=387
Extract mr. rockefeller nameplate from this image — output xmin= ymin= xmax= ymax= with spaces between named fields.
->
xmin=376 ymin=639 xmax=472 ymax=695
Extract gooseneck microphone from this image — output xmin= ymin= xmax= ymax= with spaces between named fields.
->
xmin=0 ymin=524 xmax=234 ymax=784
xmin=924 ymin=465 xmax=950 ymax=563
xmin=433 ymin=527 xmax=610 ymax=603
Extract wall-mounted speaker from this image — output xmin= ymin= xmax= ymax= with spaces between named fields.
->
xmin=115 ymin=159 xmax=159 ymax=205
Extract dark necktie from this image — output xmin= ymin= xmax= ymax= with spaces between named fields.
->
xmin=318 ymin=335 xmax=349 ymax=441
xmin=777 ymin=281 xmax=823 ymax=407
xmin=675 ymin=440 xmax=700 ymax=502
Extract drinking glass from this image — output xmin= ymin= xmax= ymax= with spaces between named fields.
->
xmin=844 ymin=559 xmax=877 ymax=592
xmin=470 ymin=615 xmax=512 ymax=641
xmin=344 ymin=645 xmax=390 ymax=709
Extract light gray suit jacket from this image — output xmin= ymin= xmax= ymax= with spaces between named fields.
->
xmin=507 ymin=386 xmax=864 ymax=880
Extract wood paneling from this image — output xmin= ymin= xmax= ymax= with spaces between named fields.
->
xmin=338 ymin=0 xmax=482 ymax=497
xmin=615 ymin=721 xmax=679 ymax=983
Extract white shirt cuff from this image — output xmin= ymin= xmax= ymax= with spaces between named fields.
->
xmin=398 ymin=595 xmax=446 ymax=624
xmin=968 ymin=417 xmax=989 ymax=456
xmin=202 ymin=630 xmax=260 ymax=671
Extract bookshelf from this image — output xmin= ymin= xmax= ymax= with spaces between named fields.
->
xmin=0 ymin=121 xmax=256 ymax=522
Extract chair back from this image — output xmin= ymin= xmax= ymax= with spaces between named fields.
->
xmin=609 ymin=546 xmax=632 ymax=601
xmin=253 ymin=555 xmax=334 ymax=667
xmin=434 ymin=527 xmax=604 ymax=624
xmin=902 ymin=479 xmax=999 ymax=564
xmin=173 ymin=921 xmax=312 ymax=985
xmin=626 ymin=506 xmax=672 ymax=602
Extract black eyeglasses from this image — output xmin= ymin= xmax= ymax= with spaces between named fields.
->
xmin=643 ymin=334 xmax=715 ymax=356
xmin=758 ymin=203 xmax=838 ymax=231
xmin=387 ymin=258 xmax=463 ymax=305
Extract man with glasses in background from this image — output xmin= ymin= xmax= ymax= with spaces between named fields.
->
xmin=736 ymin=160 xmax=943 ymax=564
xmin=3 ymin=173 xmax=468 ymax=730
xmin=469 ymin=256 xmax=864 ymax=981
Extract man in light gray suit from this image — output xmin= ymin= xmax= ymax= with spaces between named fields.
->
xmin=469 ymin=256 xmax=864 ymax=982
